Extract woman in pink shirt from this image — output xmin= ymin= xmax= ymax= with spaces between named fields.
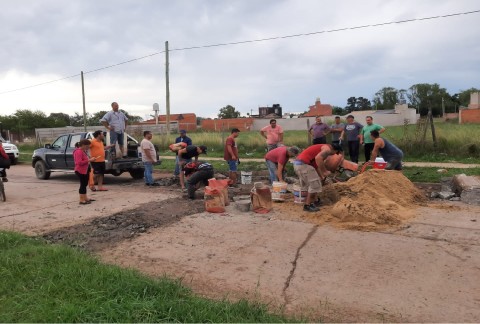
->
xmin=74 ymin=139 xmax=96 ymax=205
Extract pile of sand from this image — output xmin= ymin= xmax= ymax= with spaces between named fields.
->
xmin=320 ymin=169 xmax=426 ymax=226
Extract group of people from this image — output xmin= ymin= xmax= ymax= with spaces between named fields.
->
xmin=73 ymin=103 xmax=404 ymax=210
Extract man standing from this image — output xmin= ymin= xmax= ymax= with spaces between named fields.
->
xmin=89 ymin=130 xmax=113 ymax=191
xmin=140 ymin=131 xmax=159 ymax=186
xmin=368 ymin=130 xmax=403 ymax=170
xmin=224 ymin=128 xmax=240 ymax=187
xmin=340 ymin=115 xmax=363 ymax=163
xmin=330 ymin=116 xmax=344 ymax=146
xmin=265 ymin=146 xmax=300 ymax=184
xmin=293 ymin=143 xmax=343 ymax=212
xmin=100 ymin=102 xmax=128 ymax=158
xmin=174 ymin=130 xmax=193 ymax=177
xmin=360 ymin=116 xmax=385 ymax=162
xmin=178 ymin=144 xmax=208 ymax=191
xmin=260 ymin=119 xmax=283 ymax=151
xmin=185 ymin=161 xmax=214 ymax=200
xmin=309 ymin=116 xmax=331 ymax=144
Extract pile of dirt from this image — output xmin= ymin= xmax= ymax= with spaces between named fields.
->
xmin=273 ymin=170 xmax=427 ymax=231
xmin=321 ymin=170 xmax=426 ymax=226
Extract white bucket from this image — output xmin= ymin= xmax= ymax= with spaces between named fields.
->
xmin=293 ymin=184 xmax=307 ymax=204
xmin=241 ymin=171 xmax=252 ymax=184
xmin=272 ymin=181 xmax=288 ymax=201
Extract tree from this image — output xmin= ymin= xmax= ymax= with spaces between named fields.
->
xmin=356 ymin=97 xmax=371 ymax=110
xmin=332 ymin=106 xmax=345 ymax=116
xmin=373 ymin=87 xmax=398 ymax=110
xmin=218 ymin=105 xmax=240 ymax=119
xmin=407 ymin=83 xmax=450 ymax=116
xmin=345 ymin=97 xmax=357 ymax=112
xmin=48 ymin=112 xmax=71 ymax=127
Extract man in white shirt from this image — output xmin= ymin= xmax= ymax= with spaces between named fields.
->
xmin=139 ymin=131 xmax=158 ymax=186
xmin=100 ymin=102 xmax=128 ymax=158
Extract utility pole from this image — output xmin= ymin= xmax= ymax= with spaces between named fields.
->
xmin=81 ymin=71 xmax=87 ymax=132
xmin=165 ymin=41 xmax=171 ymax=134
xmin=441 ymin=97 xmax=445 ymax=118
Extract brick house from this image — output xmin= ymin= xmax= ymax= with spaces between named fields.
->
xmin=302 ymin=98 xmax=333 ymax=117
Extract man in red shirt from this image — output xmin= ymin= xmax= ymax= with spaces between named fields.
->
xmin=0 ymin=142 xmax=9 ymax=182
xmin=293 ymin=143 xmax=343 ymax=212
xmin=265 ymin=146 xmax=300 ymax=184
xmin=224 ymin=128 xmax=240 ymax=187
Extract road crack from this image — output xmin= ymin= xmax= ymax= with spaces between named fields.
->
xmin=282 ymin=224 xmax=319 ymax=308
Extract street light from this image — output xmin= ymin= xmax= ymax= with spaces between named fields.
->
xmin=153 ymin=103 xmax=159 ymax=125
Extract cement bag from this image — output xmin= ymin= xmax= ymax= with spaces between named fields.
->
xmin=208 ymin=178 xmax=230 ymax=206
xmin=169 ymin=142 xmax=187 ymax=152
xmin=250 ymin=182 xmax=272 ymax=214
xmin=204 ymin=186 xmax=225 ymax=213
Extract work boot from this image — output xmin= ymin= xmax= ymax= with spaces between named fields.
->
xmin=314 ymin=198 xmax=322 ymax=207
xmin=2 ymin=177 xmax=7 ymax=182
xmin=303 ymin=204 xmax=319 ymax=212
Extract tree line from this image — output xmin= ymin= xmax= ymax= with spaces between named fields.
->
xmin=343 ymin=84 xmax=478 ymax=117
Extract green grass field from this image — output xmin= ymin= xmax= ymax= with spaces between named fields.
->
xmin=0 ymin=231 xmax=293 ymax=323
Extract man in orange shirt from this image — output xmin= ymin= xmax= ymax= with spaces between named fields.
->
xmin=89 ymin=130 xmax=113 ymax=191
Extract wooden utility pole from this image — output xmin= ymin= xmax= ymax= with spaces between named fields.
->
xmin=81 ymin=71 xmax=87 ymax=132
xmin=165 ymin=41 xmax=171 ymax=134
xmin=306 ymin=118 xmax=311 ymax=145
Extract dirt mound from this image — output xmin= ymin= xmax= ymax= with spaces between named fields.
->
xmin=273 ymin=170 xmax=427 ymax=231
xmin=321 ymin=170 xmax=426 ymax=227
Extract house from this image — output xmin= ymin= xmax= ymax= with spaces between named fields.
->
xmin=142 ymin=113 xmax=197 ymax=131
xmin=302 ymin=98 xmax=333 ymax=117
xmin=258 ymin=104 xmax=282 ymax=118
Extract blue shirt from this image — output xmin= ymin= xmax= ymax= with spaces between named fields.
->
xmin=100 ymin=111 xmax=128 ymax=133
xmin=175 ymin=135 xmax=192 ymax=146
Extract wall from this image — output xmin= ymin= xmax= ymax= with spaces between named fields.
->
xmin=460 ymin=109 xmax=480 ymax=124
xmin=201 ymin=118 xmax=253 ymax=132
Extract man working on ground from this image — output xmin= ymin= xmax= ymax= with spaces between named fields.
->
xmin=224 ymin=128 xmax=240 ymax=187
xmin=265 ymin=146 xmax=300 ymax=184
xmin=309 ymin=116 xmax=331 ymax=144
xmin=89 ymin=130 xmax=113 ymax=191
xmin=340 ymin=115 xmax=363 ymax=163
xmin=330 ymin=116 xmax=344 ymax=146
xmin=140 ymin=130 xmax=159 ymax=186
xmin=260 ymin=119 xmax=283 ymax=151
xmin=100 ymin=102 xmax=128 ymax=158
xmin=178 ymin=144 xmax=208 ymax=191
xmin=184 ymin=161 xmax=214 ymax=200
xmin=174 ymin=130 xmax=192 ymax=177
xmin=368 ymin=130 xmax=404 ymax=170
xmin=293 ymin=143 xmax=343 ymax=212
xmin=360 ymin=116 xmax=385 ymax=162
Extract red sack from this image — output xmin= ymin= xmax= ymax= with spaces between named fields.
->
xmin=169 ymin=142 xmax=187 ymax=152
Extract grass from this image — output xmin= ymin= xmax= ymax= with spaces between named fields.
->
xmin=402 ymin=167 xmax=480 ymax=183
xmin=0 ymin=231 xmax=293 ymax=323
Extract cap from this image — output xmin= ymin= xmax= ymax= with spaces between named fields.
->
xmin=180 ymin=130 xmax=186 ymax=134
xmin=199 ymin=145 xmax=207 ymax=154
xmin=331 ymin=143 xmax=343 ymax=152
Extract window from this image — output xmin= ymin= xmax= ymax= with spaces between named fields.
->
xmin=52 ymin=135 xmax=68 ymax=148
xmin=69 ymin=134 xmax=82 ymax=148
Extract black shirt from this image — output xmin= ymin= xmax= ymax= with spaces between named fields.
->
xmin=181 ymin=145 xmax=199 ymax=159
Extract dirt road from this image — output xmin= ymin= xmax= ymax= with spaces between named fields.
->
xmin=1 ymin=165 xmax=479 ymax=322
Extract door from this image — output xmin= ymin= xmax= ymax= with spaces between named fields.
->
xmin=46 ymin=135 xmax=68 ymax=169
xmin=65 ymin=134 xmax=83 ymax=168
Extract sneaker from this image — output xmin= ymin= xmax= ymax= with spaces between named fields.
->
xmin=1 ymin=177 xmax=7 ymax=182
xmin=303 ymin=204 xmax=319 ymax=212
xmin=150 ymin=183 xmax=160 ymax=186
xmin=145 ymin=183 xmax=151 ymax=186
xmin=314 ymin=198 xmax=322 ymax=207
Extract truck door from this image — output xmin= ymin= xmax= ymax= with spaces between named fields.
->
xmin=46 ymin=135 xmax=69 ymax=169
xmin=65 ymin=134 xmax=83 ymax=168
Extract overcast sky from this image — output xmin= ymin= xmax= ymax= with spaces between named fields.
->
xmin=0 ymin=0 xmax=479 ymax=119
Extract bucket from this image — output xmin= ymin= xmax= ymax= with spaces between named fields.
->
xmin=293 ymin=184 xmax=307 ymax=204
xmin=241 ymin=171 xmax=252 ymax=184
xmin=204 ymin=186 xmax=225 ymax=213
xmin=373 ymin=157 xmax=387 ymax=170
xmin=272 ymin=181 xmax=288 ymax=201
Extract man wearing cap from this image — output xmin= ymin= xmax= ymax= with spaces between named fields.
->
xmin=265 ymin=146 xmax=300 ymax=184
xmin=177 ymin=144 xmax=207 ymax=191
xmin=224 ymin=128 xmax=240 ymax=187
xmin=174 ymin=130 xmax=192 ymax=177
xmin=340 ymin=115 xmax=363 ymax=163
xmin=184 ymin=161 xmax=214 ymax=200
xmin=100 ymin=102 xmax=128 ymax=159
xmin=293 ymin=143 xmax=343 ymax=212
xmin=330 ymin=116 xmax=344 ymax=146
xmin=309 ymin=116 xmax=331 ymax=144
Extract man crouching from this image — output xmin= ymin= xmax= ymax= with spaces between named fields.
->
xmin=184 ymin=161 xmax=214 ymax=200
xmin=293 ymin=143 xmax=343 ymax=212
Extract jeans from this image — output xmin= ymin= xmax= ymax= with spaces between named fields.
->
xmin=386 ymin=158 xmax=403 ymax=170
xmin=265 ymin=160 xmax=286 ymax=184
xmin=364 ymin=143 xmax=374 ymax=162
xmin=313 ymin=137 xmax=326 ymax=144
xmin=174 ymin=155 xmax=180 ymax=176
xmin=348 ymin=140 xmax=360 ymax=163
xmin=187 ymin=168 xmax=214 ymax=199
xmin=143 ymin=162 xmax=154 ymax=184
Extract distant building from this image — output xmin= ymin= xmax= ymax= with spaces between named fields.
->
xmin=258 ymin=104 xmax=282 ymax=118
xmin=142 ymin=113 xmax=197 ymax=131
xmin=302 ymin=97 xmax=333 ymax=117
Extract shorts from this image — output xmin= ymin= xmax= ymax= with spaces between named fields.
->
xmin=293 ymin=163 xmax=322 ymax=194
xmin=227 ymin=160 xmax=238 ymax=172
xmin=90 ymin=161 xmax=106 ymax=175
xmin=110 ymin=131 xmax=124 ymax=146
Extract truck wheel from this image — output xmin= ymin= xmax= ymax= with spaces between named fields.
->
xmin=10 ymin=158 xmax=18 ymax=165
xmin=35 ymin=160 xmax=51 ymax=180
xmin=111 ymin=170 xmax=123 ymax=176
xmin=129 ymin=169 xmax=144 ymax=179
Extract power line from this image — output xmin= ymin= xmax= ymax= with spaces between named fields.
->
xmin=1 ymin=9 xmax=479 ymax=95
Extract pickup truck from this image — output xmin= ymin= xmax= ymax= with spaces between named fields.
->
xmin=32 ymin=132 xmax=150 ymax=180
xmin=0 ymin=135 xmax=20 ymax=165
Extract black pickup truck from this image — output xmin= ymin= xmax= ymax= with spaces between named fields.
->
xmin=32 ymin=132 xmax=148 ymax=180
